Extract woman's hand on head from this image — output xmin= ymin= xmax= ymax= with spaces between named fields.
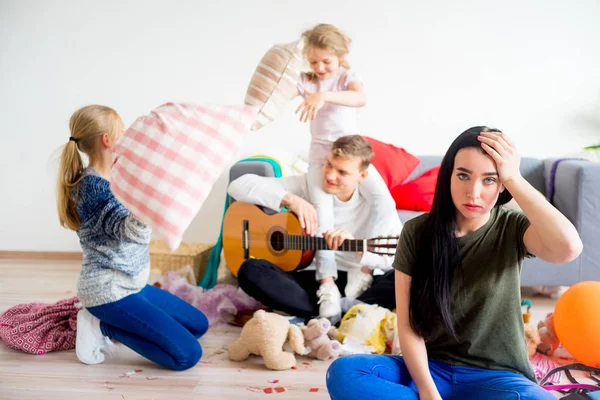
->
xmin=478 ymin=131 xmax=521 ymax=184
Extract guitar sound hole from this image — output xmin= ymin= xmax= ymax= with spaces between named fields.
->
xmin=270 ymin=231 xmax=284 ymax=252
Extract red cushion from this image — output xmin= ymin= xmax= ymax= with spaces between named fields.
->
xmin=391 ymin=166 xmax=440 ymax=212
xmin=365 ymin=137 xmax=420 ymax=190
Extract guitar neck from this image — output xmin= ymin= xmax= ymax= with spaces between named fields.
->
xmin=285 ymin=235 xmax=365 ymax=252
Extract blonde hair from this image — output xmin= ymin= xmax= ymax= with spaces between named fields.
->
xmin=57 ymin=105 xmax=122 ymax=230
xmin=302 ymin=23 xmax=351 ymax=70
xmin=331 ymin=135 xmax=373 ymax=171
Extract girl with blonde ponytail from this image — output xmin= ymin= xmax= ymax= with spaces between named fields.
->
xmin=56 ymin=105 xmax=208 ymax=370
xmin=57 ymin=105 xmax=121 ymax=230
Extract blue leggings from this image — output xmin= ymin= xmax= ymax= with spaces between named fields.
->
xmin=87 ymin=284 xmax=209 ymax=371
xmin=326 ymin=355 xmax=555 ymax=400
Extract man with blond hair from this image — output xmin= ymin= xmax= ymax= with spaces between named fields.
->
xmin=228 ymin=135 xmax=401 ymax=320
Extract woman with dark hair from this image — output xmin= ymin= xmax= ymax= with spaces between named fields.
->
xmin=326 ymin=127 xmax=582 ymax=400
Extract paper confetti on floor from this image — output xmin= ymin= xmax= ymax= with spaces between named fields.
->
xmin=255 ymin=386 xmax=288 ymax=394
xmin=120 ymin=369 xmax=143 ymax=378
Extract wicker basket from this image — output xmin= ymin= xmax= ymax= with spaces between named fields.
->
xmin=149 ymin=240 xmax=214 ymax=284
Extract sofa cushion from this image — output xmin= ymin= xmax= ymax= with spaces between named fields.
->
xmin=365 ymin=137 xmax=420 ymax=190
xmin=392 ymin=166 xmax=440 ymax=212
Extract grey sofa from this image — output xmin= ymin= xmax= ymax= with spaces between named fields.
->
xmin=399 ymin=157 xmax=600 ymax=287
xmin=229 ymin=157 xmax=600 ymax=287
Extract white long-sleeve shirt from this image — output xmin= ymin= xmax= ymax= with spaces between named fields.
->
xmin=227 ymin=173 xmax=402 ymax=273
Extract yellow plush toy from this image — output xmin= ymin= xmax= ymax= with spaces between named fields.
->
xmin=536 ymin=312 xmax=575 ymax=359
xmin=228 ymin=310 xmax=305 ymax=370
xmin=332 ymin=304 xmax=397 ymax=354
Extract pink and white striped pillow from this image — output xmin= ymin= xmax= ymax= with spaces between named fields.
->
xmin=245 ymin=39 xmax=303 ymax=131
xmin=111 ymin=102 xmax=256 ymax=250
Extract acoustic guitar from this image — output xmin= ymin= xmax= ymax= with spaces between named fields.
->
xmin=223 ymin=201 xmax=398 ymax=276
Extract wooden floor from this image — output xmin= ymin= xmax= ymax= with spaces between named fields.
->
xmin=0 ymin=258 xmax=563 ymax=400
xmin=0 ymin=258 xmax=332 ymax=400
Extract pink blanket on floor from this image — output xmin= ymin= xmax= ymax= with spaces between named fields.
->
xmin=161 ymin=272 xmax=264 ymax=325
xmin=0 ymin=297 xmax=79 ymax=355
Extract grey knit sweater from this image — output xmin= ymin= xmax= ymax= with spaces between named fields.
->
xmin=75 ymin=168 xmax=151 ymax=307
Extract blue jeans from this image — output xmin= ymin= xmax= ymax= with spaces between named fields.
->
xmin=87 ymin=284 xmax=209 ymax=371
xmin=326 ymin=355 xmax=555 ymax=400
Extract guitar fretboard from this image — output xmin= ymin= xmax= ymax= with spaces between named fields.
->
xmin=283 ymin=235 xmax=365 ymax=252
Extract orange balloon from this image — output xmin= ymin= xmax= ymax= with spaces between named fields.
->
xmin=554 ymin=281 xmax=600 ymax=367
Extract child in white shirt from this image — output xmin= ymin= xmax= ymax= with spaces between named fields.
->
xmin=296 ymin=23 xmax=396 ymax=317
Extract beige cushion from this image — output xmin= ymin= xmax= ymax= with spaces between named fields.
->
xmin=245 ymin=40 xmax=303 ymax=130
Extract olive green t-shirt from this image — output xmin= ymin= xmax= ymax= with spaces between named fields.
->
xmin=393 ymin=206 xmax=536 ymax=382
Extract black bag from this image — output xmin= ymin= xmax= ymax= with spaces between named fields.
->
xmin=540 ymin=363 xmax=600 ymax=399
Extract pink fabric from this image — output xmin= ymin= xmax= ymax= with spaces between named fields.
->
xmin=530 ymin=352 xmax=561 ymax=383
xmin=111 ymin=102 xmax=257 ymax=250
xmin=0 ymin=297 xmax=79 ymax=355
xmin=161 ymin=272 xmax=263 ymax=326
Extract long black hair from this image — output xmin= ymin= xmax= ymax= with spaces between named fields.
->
xmin=409 ymin=126 xmax=513 ymax=340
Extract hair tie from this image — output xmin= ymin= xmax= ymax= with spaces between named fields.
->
xmin=69 ymin=137 xmax=79 ymax=143
xmin=345 ymin=38 xmax=352 ymax=53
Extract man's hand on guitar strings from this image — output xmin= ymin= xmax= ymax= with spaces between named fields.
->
xmin=282 ymin=193 xmax=318 ymax=236
xmin=323 ymin=228 xmax=356 ymax=251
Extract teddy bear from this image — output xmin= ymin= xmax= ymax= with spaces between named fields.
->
xmin=537 ymin=312 xmax=560 ymax=355
xmin=524 ymin=323 xmax=541 ymax=358
xmin=537 ymin=311 xmax=577 ymax=358
xmin=301 ymin=318 xmax=342 ymax=361
xmin=536 ymin=312 xmax=575 ymax=359
xmin=228 ymin=310 xmax=305 ymax=370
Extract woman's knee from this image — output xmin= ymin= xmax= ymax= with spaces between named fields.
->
xmin=327 ymin=357 xmax=351 ymax=394
xmin=327 ymin=355 xmax=366 ymax=383
xmin=327 ymin=355 xmax=378 ymax=399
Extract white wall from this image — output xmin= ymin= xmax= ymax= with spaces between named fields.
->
xmin=1 ymin=0 xmax=599 ymax=251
